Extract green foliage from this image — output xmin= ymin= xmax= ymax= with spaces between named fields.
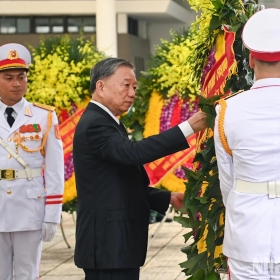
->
xmin=184 ymin=0 xmax=216 ymax=86
xmin=62 ymin=198 xmax=77 ymax=214
xmin=178 ymin=96 xmax=225 ymax=279
xmin=26 ymin=35 xmax=105 ymax=112
xmin=186 ymin=0 xmax=261 ymax=89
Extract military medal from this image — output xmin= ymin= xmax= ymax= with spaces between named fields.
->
xmin=19 ymin=124 xmax=41 ymax=133
xmin=20 ymin=134 xmax=42 ymax=142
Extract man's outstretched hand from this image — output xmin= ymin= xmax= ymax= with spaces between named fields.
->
xmin=187 ymin=111 xmax=207 ymax=133
xmin=170 ymin=192 xmax=184 ymax=211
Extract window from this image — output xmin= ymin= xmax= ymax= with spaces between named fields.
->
xmin=128 ymin=17 xmax=138 ymax=36
xmin=34 ymin=17 xmax=65 ymax=34
xmin=35 ymin=18 xmax=50 ymax=33
xmin=0 ymin=16 xmax=95 ymax=34
xmin=0 ymin=17 xmax=30 ymax=34
xmin=17 ymin=18 xmax=30 ymax=33
xmin=50 ymin=18 xmax=64 ymax=33
xmin=67 ymin=17 xmax=82 ymax=33
xmin=67 ymin=17 xmax=95 ymax=33
xmin=0 ymin=18 xmax=16 ymax=34
xmin=83 ymin=17 xmax=95 ymax=33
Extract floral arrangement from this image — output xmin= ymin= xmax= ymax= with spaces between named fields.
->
xmin=26 ymin=35 xmax=105 ymax=213
xmin=141 ymin=91 xmax=198 ymax=192
xmin=173 ymin=0 xmax=262 ymax=279
xmin=26 ymin=35 xmax=105 ymax=113
xmin=121 ymin=30 xmax=200 ymax=192
xmin=122 ymin=0 xmax=262 ymax=278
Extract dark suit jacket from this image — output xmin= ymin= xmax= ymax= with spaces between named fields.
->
xmin=73 ymin=102 xmax=190 ymax=269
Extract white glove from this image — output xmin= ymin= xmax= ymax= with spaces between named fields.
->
xmin=41 ymin=222 xmax=57 ymax=242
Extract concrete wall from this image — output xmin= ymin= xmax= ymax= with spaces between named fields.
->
xmin=118 ymin=33 xmax=150 ymax=77
xmin=147 ymin=20 xmax=194 ymax=54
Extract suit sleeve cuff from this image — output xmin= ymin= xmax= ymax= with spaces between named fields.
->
xmin=178 ymin=121 xmax=194 ymax=138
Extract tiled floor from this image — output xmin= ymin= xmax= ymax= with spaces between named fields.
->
xmin=40 ymin=212 xmax=228 ymax=280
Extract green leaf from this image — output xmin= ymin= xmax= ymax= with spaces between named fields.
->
xmin=199 ymin=202 xmax=212 ymax=222
xmin=206 ymin=227 xmax=215 ymax=252
xmin=184 ymin=180 xmax=199 ymax=194
xmin=212 ymin=0 xmax=224 ymax=9
xmin=174 ymin=216 xmax=200 ymax=229
xmin=228 ymin=23 xmax=241 ymax=32
xmin=208 ymin=115 xmax=216 ymax=130
xmin=187 ymin=206 xmax=198 ymax=219
xmin=209 ymin=16 xmax=222 ymax=33
xmin=208 ymin=182 xmax=222 ymax=198
xmin=132 ymin=130 xmax=143 ymax=141
xmin=193 ymin=268 xmax=205 ymax=280
xmin=195 ymin=196 xmax=208 ymax=204
xmin=198 ymin=95 xmax=221 ymax=106
xmin=183 ymin=230 xmax=195 ymax=243
xmin=193 ymin=153 xmax=205 ymax=165
xmin=215 ymin=224 xmax=225 ymax=238
xmin=215 ymin=235 xmax=224 ymax=246
xmin=240 ymin=11 xmax=248 ymax=23
xmin=183 ymin=167 xmax=200 ymax=180
xmin=181 ymin=245 xmax=192 ymax=255
xmin=180 ymin=251 xmax=207 ymax=274
xmin=206 ymin=269 xmax=220 ymax=280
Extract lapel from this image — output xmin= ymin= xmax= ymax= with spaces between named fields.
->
xmin=10 ymin=99 xmax=33 ymax=134
xmin=86 ymin=102 xmax=128 ymax=137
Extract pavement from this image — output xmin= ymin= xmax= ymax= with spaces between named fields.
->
xmin=40 ymin=212 xmax=228 ymax=280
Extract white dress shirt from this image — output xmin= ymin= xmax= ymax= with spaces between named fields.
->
xmin=0 ymin=98 xmax=24 ymax=121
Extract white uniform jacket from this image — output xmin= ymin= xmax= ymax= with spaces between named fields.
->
xmin=214 ymin=78 xmax=280 ymax=263
xmin=0 ymin=98 xmax=64 ymax=232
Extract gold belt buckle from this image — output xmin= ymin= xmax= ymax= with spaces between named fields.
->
xmin=0 ymin=169 xmax=15 ymax=180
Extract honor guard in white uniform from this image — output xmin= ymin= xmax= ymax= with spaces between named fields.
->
xmin=214 ymin=9 xmax=280 ymax=280
xmin=0 ymin=43 xmax=64 ymax=280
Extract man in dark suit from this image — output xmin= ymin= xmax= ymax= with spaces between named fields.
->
xmin=73 ymin=57 xmax=206 ymax=280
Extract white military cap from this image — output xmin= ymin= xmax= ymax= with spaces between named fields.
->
xmin=242 ymin=8 xmax=280 ymax=62
xmin=0 ymin=43 xmax=31 ymax=71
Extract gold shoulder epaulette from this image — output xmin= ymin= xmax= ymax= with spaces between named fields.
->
xmin=33 ymin=102 xmax=55 ymax=112
xmin=224 ymin=89 xmax=244 ymax=100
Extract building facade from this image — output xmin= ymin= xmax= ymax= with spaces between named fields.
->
xmin=0 ymin=0 xmax=277 ymax=74
xmin=0 ymin=0 xmax=198 ymax=75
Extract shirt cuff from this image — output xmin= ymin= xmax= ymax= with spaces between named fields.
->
xmin=178 ymin=121 xmax=194 ymax=138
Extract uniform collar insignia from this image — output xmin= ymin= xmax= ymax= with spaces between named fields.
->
xmin=24 ymin=105 xmax=32 ymax=117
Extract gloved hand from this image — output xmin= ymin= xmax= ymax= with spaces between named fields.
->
xmin=41 ymin=222 xmax=57 ymax=242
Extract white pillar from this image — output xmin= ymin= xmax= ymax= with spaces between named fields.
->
xmin=96 ymin=0 xmax=117 ymax=57
xmin=139 ymin=20 xmax=147 ymax=39
xmin=117 ymin=13 xmax=128 ymax=34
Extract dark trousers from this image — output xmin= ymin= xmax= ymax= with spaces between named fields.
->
xmin=83 ymin=268 xmax=140 ymax=280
